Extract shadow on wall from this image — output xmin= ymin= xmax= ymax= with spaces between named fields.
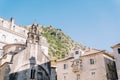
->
xmin=104 ymin=57 xmax=118 ymax=80
xmin=4 ymin=57 xmax=51 ymax=80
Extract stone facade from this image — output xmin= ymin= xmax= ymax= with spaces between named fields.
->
xmin=0 ymin=17 xmax=27 ymax=57
xmin=57 ymin=47 xmax=118 ymax=80
xmin=111 ymin=43 xmax=120 ymax=80
xmin=0 ymin=17 xmax=48 ymax=57
xmin=0 ymin=23 xmax=52 ymax=80
xmin=1 ymin=17 xmax=119 ymax=80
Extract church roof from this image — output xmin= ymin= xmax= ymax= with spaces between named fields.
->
xmin=2 ymin=43 xmax=26 ymax=56
xmin=3 ymin=43 xmax=25 ymax=50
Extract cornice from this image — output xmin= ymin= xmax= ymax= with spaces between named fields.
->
xmin=0 ymin=41 xmax=7 ymax=44
xmin=0 ymin=25 xmax=27 ymax=39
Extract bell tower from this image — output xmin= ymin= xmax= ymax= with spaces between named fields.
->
xmin=26 ymin=23 xmax=42 ymax=65
xmin=26 ymin=23 xmax=41 ymax=45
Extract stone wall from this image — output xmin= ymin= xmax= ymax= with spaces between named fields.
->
xmin=57 ymin=52 xmax=116 ymax=80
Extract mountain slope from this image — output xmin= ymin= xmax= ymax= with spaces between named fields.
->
xmin=40 ymin=26 xmax=85 ymax=60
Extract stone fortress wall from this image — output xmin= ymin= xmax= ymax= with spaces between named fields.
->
xmin=0 ymin=17 xmax=28 ymax=57
xmin=0 ymin=17 xmax=48 ymax=57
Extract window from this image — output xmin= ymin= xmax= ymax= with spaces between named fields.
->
xmin=118 ymin=48 xmax=120 ymax=54
xmin=64 ymin=64 xmax=68 ymax=69
xmin=30 ymin=68 xmax=36 ymax=79
xmin=14 ymin=39 xmax=18 ymax=43
xmin=64 ymin=76 xmax=66 ymax=80
xmin=23 ymin=30 xmax=26 ymax=33
xmin=2 ymin=35 xmax=6 ymax=41
xmin=75 ymin=51 xmax=79 ymax=55
xmin=90 ymin=59 xmax=95 ymax=64
xmin=91 ymin=72 xmax=95 ymax=76
xmin=13 ymin=26 xmax=15 ymax=30
xmin=77 ymin=74 xmax=80 ymax=80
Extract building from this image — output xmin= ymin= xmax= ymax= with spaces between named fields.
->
xmin=0 ymin=17 xmax=28 ymax=56
xmin=0 ymin=17 xmax=48 ymax=57
xmin=111 ymin=43 xmax=120 ymax=80
xmin=0 ymin=18 xmax=54 ymax=80
xmin=57 ymin=46 xmax=118 ymax=80
xmin=0 ymin=17 xmax=119 ymax=80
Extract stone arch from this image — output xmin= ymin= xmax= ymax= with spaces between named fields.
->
xmin=37 ymin=65 xmax=50 ymax=80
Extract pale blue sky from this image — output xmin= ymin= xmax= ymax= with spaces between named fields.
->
xmin=0 ymin=0 xmax=120 ymax=51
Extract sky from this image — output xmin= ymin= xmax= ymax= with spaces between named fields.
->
xmin=0 ymin=0 xmax=120 ymax=52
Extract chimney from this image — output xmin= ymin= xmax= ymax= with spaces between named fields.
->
xmin=10 ymin=17 xmax=14 ymax=29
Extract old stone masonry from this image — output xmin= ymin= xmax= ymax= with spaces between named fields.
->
xmin=0 ymin=22 xmax=54 ymax=80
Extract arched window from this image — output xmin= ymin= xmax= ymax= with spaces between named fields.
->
xmin=13 ymin=26 xmax=15 ymax=30
xmin=0 ymin=20 xmax=4 ymax=26
xmin=2 ymin=35 xmax=6 ymax=41
xmin=30 ymin=67 xmax=36 ymax=79
xmin=14 ymin=39 xmax=18 ymax=43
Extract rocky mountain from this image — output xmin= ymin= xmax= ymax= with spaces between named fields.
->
xmin=39 ymin=25 xmax=85 ymax=60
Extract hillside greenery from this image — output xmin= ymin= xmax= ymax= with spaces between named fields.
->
xmin=40 ymin=25 xmax=85 ymax=60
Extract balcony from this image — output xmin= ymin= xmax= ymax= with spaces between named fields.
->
xmin=72 ymin=65 xmax=80 ymax=72
xmin=72 ymin=59 xmax=82 ymax=72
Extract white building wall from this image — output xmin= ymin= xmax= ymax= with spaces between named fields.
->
xmin=0 ymin=17 xmax=28 ymax=57
xmin=0 ymin=29 xmax=26 ymax=43
xmin=41 ymin=46 xmax=48 ymax=56
xmin=40 ymin=37 xmax=49 ymax=56
xmin=0 ymin=17 xmax=48 ymax=57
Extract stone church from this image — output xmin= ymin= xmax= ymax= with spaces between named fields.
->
xmin=0 ymin=23 xmax=52 ymax=80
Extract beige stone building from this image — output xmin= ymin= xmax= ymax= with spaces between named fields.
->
xmin=0 ymin=17 xmax=49 ymax=57
xmin=0 ymin=17 xmax=119 ymax=80
xmin=0 ymin=23 xmax=52 ymax=80
xmin=0 ymin=17 xmax=28 ymax=56
xmin=57 ymin=47 xmax=118 ymax=80
xmin=111 ymin=43 xmax=120 ymax=80
xmin=0 ymin=17 xmax=57 ymax=80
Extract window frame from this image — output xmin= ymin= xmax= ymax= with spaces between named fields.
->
xmin=63 ymin=64 xmax=68 ymax=69
xmin=64 ymin=76 xmax=66 ymax=80
xmin=30 ymin=67 xmax=36 ymax=79
xmin=77 ymin=74 xmax=80 ymax=80
xmin=118 ymin=48 xmax=120 ymax=54
xmin=2 ymin=35 xmax=6 ymax=41
xmin=75 ymin=51 xmax=79 ymax=55
xmin=91 ymin=72 xmax=95 ymax=77
xmin=90 ymin=58 xmax=95 ymax=64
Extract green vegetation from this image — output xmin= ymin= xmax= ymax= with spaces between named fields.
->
xmin=40 ymin=25 xmax=85 ymax=60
